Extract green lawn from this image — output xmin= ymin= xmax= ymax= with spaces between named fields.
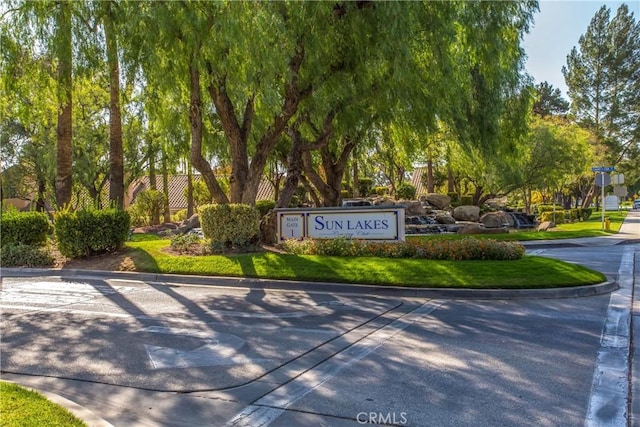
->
xmin=121 ymin=210 xmax=628 ymax=289
xmin=125 ymin=239 xmax=605 ymax=289
xmin=408 ymin=211 xmax=628 ymax=242
xmin=0 ymin=382 xmax=86 ymax=427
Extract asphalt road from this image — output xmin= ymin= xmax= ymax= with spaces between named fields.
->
xmin=1 ymin=243 xmax=638 ymax=426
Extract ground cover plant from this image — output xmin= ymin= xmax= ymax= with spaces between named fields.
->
xmin=0 ymin=381 xmax=87 ymax=427
xmin=281 ymin=237 xmax=525 ymax=260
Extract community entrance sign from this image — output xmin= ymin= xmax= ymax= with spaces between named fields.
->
xmin=276 ymin=207 xmax=405 ymax=242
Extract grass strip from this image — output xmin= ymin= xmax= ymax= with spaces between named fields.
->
xmin=125 ymin=240 xmax=605 ymax=288
xmin=0 ymin=381 xmax=87 ymax=427
xmin=409 ymin=211 xmax=629 ymax=242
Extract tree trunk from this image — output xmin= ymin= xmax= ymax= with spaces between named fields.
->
xmin=105 ymin=2 xmax=124 ymax=209
xmin=186 ymin=164 xmax=194 ymax=218
xmin=162 ymin=153 xmax=171 ymax=223
xmin=206 ymin=44 xmax=308 ymax=205
xmin=447 ymin=165 xmax=455 ymax=194
xmin=523 ymin=188 xmax=532 ymax=215
xmin=188 ymin=62 xmax=229 ymax=204
xmin=426 ymin=154 xmax=435 ymax=193
xmin=36 ymin=179 xmax=47 ymax=212
xmin=352 ymin=153 xmax=359 ymax=198
xmin=207 ymin=79 xmax=251 ymax=203
xmin=581 ymin=184 xmax=596 ymax=209
xmin=276 ymin=131 xmax=305 ymax=209
xmin=302 ymin=136 xmax=356 ymax=207
xmin=147 ymin=141 xmax=159 ymax=225
xmin=148 ymin=142 xmax=157 ymax=190
xmin=55 ymin=1 xmax=73 ymax=208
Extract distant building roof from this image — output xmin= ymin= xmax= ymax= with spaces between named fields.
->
xmin=410 ymin=167 xmax=426 ymax=195
xmin=129 ymin=174 xmax=275 ymax=210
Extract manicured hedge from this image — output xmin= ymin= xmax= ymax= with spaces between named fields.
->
xmin=199 ymin=203 xmax=260 ymax=250
xmin=55 ymin=208 xmax=130 ymax=258
xmin=0 ymin=211 xmax=52 ymax=247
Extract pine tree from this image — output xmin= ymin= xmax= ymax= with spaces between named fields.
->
xmin=563 ymin=4 xmax=640 ymax=207
xmin=563 ymin=4 xmax=640 ymax=163
xmin=532 ymin=82 xmax=569 ymax=117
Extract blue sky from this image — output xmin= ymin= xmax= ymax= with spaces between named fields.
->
xmin=522 ymin=0 xmax=640 ymax=98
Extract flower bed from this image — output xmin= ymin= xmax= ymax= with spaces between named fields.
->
xmin=281 ymin=237 xmax=525 ymax=261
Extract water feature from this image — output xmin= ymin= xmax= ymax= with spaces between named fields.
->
xmin=506 ymin=212 xmax=537 ymax=229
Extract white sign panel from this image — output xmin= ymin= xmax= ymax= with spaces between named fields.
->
xmin=276 ymin=207 xmax=405 ymax=242
xmin=307 ymin=211 xmax=401 ymax=240
xmin=280 ymin=213 xmax=305 ymax=239
xmin=613 ymin=185 xmax=627 ymax=197
xmin=612 ymin=174 xmax=625 ymax=185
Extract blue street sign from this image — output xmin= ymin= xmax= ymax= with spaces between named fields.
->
xmin=592 ymin=166 xmax=614 ymax=172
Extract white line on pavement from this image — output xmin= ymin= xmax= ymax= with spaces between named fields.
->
xmin=225 ymin=299 xmax=444 ymax=427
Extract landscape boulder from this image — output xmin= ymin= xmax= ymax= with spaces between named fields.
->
xmin=176 ymin=214 xmax=201 ymax=234
xmin=423 ymin=193 xmax=451 ymax=210
xmin=372 ymin=197 xmax=396 ymax=207
xmin=403 ymin=200 xmax=426 ymax=216
xmin=537 ymin=221 xmax=555 ymax=232
xmin=480 ymin=212 xmax=511 ymax=229
xmin=453 ymin=205 xmax=481 ymax=222
xmin=435 ymin=214 xmax=456 ymax=225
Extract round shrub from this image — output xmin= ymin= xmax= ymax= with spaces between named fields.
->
xmin=172 ymin=209 xmax=188 ymax=223
xmin=199 ymin=204 xmax=260 ymax=250
xmin=396 ymin=183 xmax=417 ymax=200
xmin=1 ymin=211 xmax=52 ymax=247
xmin=358 ymin=178 xmax=374 ymax=196
xmin=127 ymin=190 xmax=167 ymax=226
xmin=581 ymin=208 xmax=593 ymax=221
xmin=374 ymin=186 xmax=388 ymax=196
xmin=255 ymin=200 xmax=276 ymax=218
xmin=55 ymin=208 xmax=131 ymax=258
xmin=0 ymin=243 xmax=54 ymax=267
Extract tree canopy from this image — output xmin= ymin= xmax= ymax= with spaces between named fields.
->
xmin=13 ymin=1 xmax=620 ymax=214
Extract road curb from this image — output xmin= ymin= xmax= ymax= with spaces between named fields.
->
xmin=1 ymin=267 xmax=618 ymax=300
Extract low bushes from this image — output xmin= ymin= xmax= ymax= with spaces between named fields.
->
xmin=282 ymin=237 xmax=525 ymax=261
xmin=0 ymin=211 xmax=52 ymax=247
xmin=255 ymin=200 xmax=276 ymax=218
xmin=0 ymin=243 xmax=54 ymax=267
xmin=537 ymin=206 xmax=594 ymax=223
xmin=169 ymin=233 xmax=203 ymax=254
xmin=199 ymin=203 xmax=260 ymax=251
xmin=396 ymin=183 xmax=417 ymax=200
xmin=55 ymin=208 xmax=131 ymax=258
xmin=128 ymin=190 xmax=167 ymax=227
xmin=0 ymin=211 xmax=54 ymax=268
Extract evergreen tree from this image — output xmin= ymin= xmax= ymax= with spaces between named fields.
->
xmin=563 ymin=4 xmax=640 ymax=163
xmin=532 ymin=82 xmax=569 ymax=117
